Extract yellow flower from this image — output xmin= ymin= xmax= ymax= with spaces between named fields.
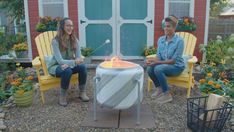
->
xmin=16 ymin=89 xmax=25 ymax=95
xmin=16 ymin=63 xmax=21 ymax=66
xmin=207 ymin=73 xmax=212 ymax=77
xmin=208 ymin=81 xmax=213 ymax=85
xmin=220 ymin=59 xmax=226 ymax=64
xmin=12 ymin=42 xmax=28 ymax=51
xmin=210 ymin=62 xmax=216 ymax=66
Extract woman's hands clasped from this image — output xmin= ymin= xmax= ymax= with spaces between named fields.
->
xmin=145 ymin=57 xmax=158 ymax=66
xmin=75 ymin=58 xmax=84 ymax=65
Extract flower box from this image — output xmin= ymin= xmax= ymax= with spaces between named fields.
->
xmin=162 ymin=16 xmax=197 ymax=32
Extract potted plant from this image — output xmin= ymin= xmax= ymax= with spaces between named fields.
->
xmin=142 ymin=46 xmax=157 ymax=57
xmin=10 ymin=63 xmax=34 ymax=107
xmin=36 ymin=16 xmax=62 ymax=32
xmin=162 ymin=16 xmax=197 ymax=32
xmin=12 ymin=42 xmax=28 ymax=58
xmin=81 ymin=47 xmax=94 ymax=64
xmin=176 ymin=16 xmax=197 ymax=31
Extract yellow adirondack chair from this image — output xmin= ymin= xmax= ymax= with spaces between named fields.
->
xmin=32 ymin=31 xmax=78 ymax=104
xmin=147 ymin=32 xmax=197 ymax=97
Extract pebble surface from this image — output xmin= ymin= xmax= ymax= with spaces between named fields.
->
xmin=2 ymin=69 xmax=233 ymax=132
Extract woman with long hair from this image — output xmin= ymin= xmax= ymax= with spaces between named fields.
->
xmin=48 ymin=18 xmax=89 ymax=106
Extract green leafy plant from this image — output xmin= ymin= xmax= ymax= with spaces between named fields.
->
xmin=142 ymin=46 xmax=157 ymax=56
xmin=199 ymin=34 xmax=234 ymax=65
xmin=36 ymin=16 xmax=62 ymax=32
xmin=81 ymin=47 xmax=94 ymax=57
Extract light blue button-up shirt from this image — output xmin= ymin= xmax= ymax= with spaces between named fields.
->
xmin=156 ymin=34 xmax=185 ymax=69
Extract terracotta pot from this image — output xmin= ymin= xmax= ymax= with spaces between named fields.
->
xmin=13 ymin=90 xmax=34 ymax=107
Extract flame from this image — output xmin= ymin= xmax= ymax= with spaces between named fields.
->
xmin=100 ymin=56 xmax=136 ymax=68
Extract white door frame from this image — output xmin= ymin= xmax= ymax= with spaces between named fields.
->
xmin=78 ymin=0 xmax=155 ymax=59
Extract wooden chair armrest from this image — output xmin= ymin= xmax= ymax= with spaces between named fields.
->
xmin=32 ymin=56 xmax=42 ymax=68
xmin=187 ymin=56 xmax=198 ymax=64
xmin=146 ymin=54 xmax=156 ymax=58
xmin=32 ymin=56 xmax=42 ymax=80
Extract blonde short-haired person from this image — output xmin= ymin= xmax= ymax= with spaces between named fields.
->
xmin=146 ymin=16 xmax=185 ymax=104
xmin=48 ymin=18 xmax=89 ymax=106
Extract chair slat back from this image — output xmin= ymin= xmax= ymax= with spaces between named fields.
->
xmin=35 ymin=31 xmax=57 ymax=75
xmin=177 ymin=32 xmax=197 ymax=56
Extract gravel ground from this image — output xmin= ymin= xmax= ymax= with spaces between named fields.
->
xmin=4 ymin=69 xmax=232 ymax=132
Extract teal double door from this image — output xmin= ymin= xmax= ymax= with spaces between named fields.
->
xmin=78 ymin=0 xmax=154 ymax=59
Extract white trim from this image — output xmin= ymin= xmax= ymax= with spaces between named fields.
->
xmin=24 ymin=0 xmax=32 ymax=60
xmin=190 ymin=0 xmax=195 ymax=17
xmin=64 ymin=0 xmax=68 ymax=17
xmin=164 ymin=0 xmax=194 ymax=17
xmin=38 ymin=0 xmax=43 ymax=17
xmin=38 ymin=0 xmax=68 ymax=17
xmin=164 ymin=0 xmax=169 ymax=18
xmin=203 ymin=0 xmax=210 ymax=63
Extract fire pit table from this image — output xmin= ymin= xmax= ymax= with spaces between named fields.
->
xmin=93 ymin=57 xmax=144 ymax=125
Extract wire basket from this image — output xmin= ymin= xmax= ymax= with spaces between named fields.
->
xmin=187 ymin=96 xmax=233 ymax=132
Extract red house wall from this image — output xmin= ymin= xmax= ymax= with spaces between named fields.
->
xmin=28 ymin=0 xmax=78 ymax=58
xmin=154 ymin=0 xmax=207 ymax=60
xmin=28 ymin=0 xmax=207 ymax=60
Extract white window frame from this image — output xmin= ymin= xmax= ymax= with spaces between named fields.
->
xmin=38 ymin=0 xmax=68 ymax=17
xmin=164 ymin=0 xmax=194 ymax=18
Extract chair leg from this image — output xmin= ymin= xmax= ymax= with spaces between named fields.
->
xmin=40 ymin=91 xmax=45 ymax=104
xmin=187 ymin=82 xmax=192 ymax=98
xmin=147 ymin=78 xmax=152 ymax=92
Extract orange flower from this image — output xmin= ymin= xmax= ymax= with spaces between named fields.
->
xmin=223 ymin=79 xmax=229 ymax=83
xmin=26 ymin=76 xmax=33 ymax=80
xmin=199 ymin=79 xmax=205 ymax=84
xmin=207 ymin=73 xmax=212 ymax=77
xmin=215 ymin=84 xmax=221 ymax=89
xmin=219 ymin=72 xmax=226 ymax=78
xmin=208 ymin=81 xmax=213 ymax=85
xmin=184 ymin=18 xmax=189 ymax=23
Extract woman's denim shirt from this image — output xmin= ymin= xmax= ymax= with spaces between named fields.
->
xmin=156 ymin=34 xmax=185 ymax=69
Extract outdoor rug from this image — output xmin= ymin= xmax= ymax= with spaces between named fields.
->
xmin=81 ymin=103 xmax=155 ymax=129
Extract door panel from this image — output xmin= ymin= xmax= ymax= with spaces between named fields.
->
xmin=120 ymin=24 xmax=147 ymax=56
xmin=120 ymin=0 xmax=147 ymax=19
xmin=86 ymin=24 xmax=113 ymax=56
xmin=85 ymin=0 xmax=112 ymax=20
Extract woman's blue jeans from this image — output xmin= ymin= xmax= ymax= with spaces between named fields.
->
xmin=55 ymin=64 xmax=87 ymax=90
xmin=147 ymin=64 xmax=184 ymax=93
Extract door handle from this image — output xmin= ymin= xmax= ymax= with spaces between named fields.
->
xmin=80 ymin=20 xmax=86 ymax=24
xmin=146 ymin=20 xmax=153 ymax=24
